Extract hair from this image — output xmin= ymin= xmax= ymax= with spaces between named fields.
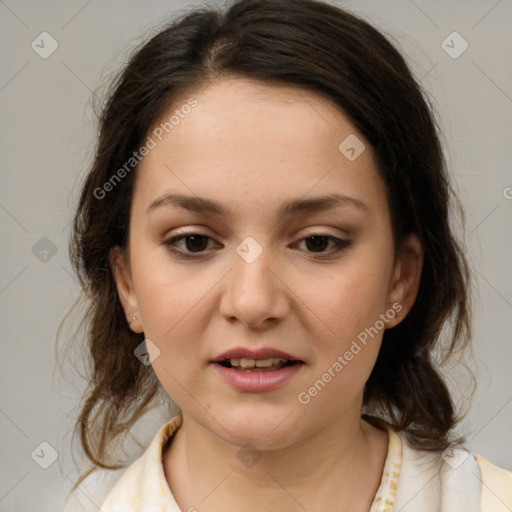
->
xmin=66 ymin=0 xmax=472 ymax=490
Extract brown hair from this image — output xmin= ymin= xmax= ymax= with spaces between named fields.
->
xmin=65 ymin=0 xmax=472 ymax=490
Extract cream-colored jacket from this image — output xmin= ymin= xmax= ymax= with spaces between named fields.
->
xmin=101 ymin=413 xmax=512 ymax=512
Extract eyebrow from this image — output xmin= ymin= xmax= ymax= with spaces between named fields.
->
xmin=146 ymin=192 xmax=368 ymax=217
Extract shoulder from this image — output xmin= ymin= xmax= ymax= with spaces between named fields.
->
xmin=100 ymin=413 xmax=183 ymax=512
xmin=392 ymin=428 xmax=512 ymax=512
xmin=475 ymin=455 xmax=512 ymax=511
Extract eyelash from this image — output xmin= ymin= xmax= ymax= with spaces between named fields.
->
xmin=162 ymin=233 xmax=351 ymax=260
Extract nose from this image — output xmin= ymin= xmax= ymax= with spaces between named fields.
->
xmin=219 ymin=243 xmax=290 ymax=329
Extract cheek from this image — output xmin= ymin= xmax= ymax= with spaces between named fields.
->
xmin=130 ymin=245 xmax=209 ymax=338
xmin=131 ymin=256 xmax=214 ymax=405
xmin=296 ymin=266 xmax=390 ymax=411
xmin=297 ymin=247 xmax=395 ymax=403
xmin=304 ymin=256 xmax=393 ymax=347
xmin=128 ymin=252 xmax=214 ymax=396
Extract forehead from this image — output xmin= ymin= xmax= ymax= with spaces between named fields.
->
xmin=159 ymin=76 xmax=353 ymax=151
xmin=133 ymin=77 xmax=386 ymax=219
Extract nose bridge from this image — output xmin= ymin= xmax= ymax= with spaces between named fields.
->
xmin=220 ymin=235 xmax=288 ymax=326
xmin=233 ymin=234 xmax=276 ymax=298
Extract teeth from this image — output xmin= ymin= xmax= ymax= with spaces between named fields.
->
xmin=255 ymin=358 xmax=275 ymax=368
xmin=230 ymin=357 xmax=288 ymax=368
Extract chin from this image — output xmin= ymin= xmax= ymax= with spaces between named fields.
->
xmin=210 ymin=403 xmax=301 ymax=449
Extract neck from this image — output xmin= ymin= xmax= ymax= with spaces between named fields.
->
xmin=164 ymin=403 xmax=389 ymax=512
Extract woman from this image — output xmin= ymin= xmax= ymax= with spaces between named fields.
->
xmin=67 ymin=0 xmax=512 ymax=510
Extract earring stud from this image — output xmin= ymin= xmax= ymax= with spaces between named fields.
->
xmin=129 ymin=316 xmax=137 ymax=325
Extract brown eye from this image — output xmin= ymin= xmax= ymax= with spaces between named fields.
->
xmin=305 ymin=236 xmax=330 ymax=252
xmin=184 ymin=235 xmax=209 ymax=252
xmin=163 ymin=233 xmax=217 ymax=258
xmin=296 ymin=234 xmax=351 ymax=258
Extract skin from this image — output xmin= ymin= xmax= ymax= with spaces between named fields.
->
xmin=111 ymin=77 xmax=423 ymax=512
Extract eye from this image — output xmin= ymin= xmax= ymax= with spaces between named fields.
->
xmin=163 ymin=233 xmax=218 ymax=257
xmin=162 ymin=232 xmax=351 ymax=259
xmin=296 ymin=235 xmax=351 ymax=257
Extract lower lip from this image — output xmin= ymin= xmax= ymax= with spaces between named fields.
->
xmin=211 ymin=362 xmax=304 ymax=392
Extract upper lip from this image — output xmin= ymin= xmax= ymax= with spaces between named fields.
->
xmin=211 ymin=347 xmax=302 ymax=362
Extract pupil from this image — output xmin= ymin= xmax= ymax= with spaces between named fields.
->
xmin=186 ymin=235 xmax=208 ymax=252
xmin=306 ymin=236 xmax=328 ymax=252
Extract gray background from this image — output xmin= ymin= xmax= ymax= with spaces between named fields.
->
xmin=0 ymin=0 xmax=511 ymax=510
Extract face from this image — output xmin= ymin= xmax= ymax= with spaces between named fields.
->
xmin=111 ymin=77 xmax=422 ymax=449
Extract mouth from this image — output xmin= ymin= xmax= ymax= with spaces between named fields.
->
xmin=211 ymin=352 xmax=305 ymax=392
xmin=216 ymin=357 xmax=302 ymax=372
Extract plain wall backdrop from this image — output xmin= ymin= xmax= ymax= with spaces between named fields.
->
xmin=0 ymin=0 xmax=511 ymax=510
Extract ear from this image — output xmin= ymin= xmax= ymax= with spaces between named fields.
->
xmin=109 ymin=246 xmax=142 ymax=333
xmin=385 ymin=234 xmax=423 ymax=328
